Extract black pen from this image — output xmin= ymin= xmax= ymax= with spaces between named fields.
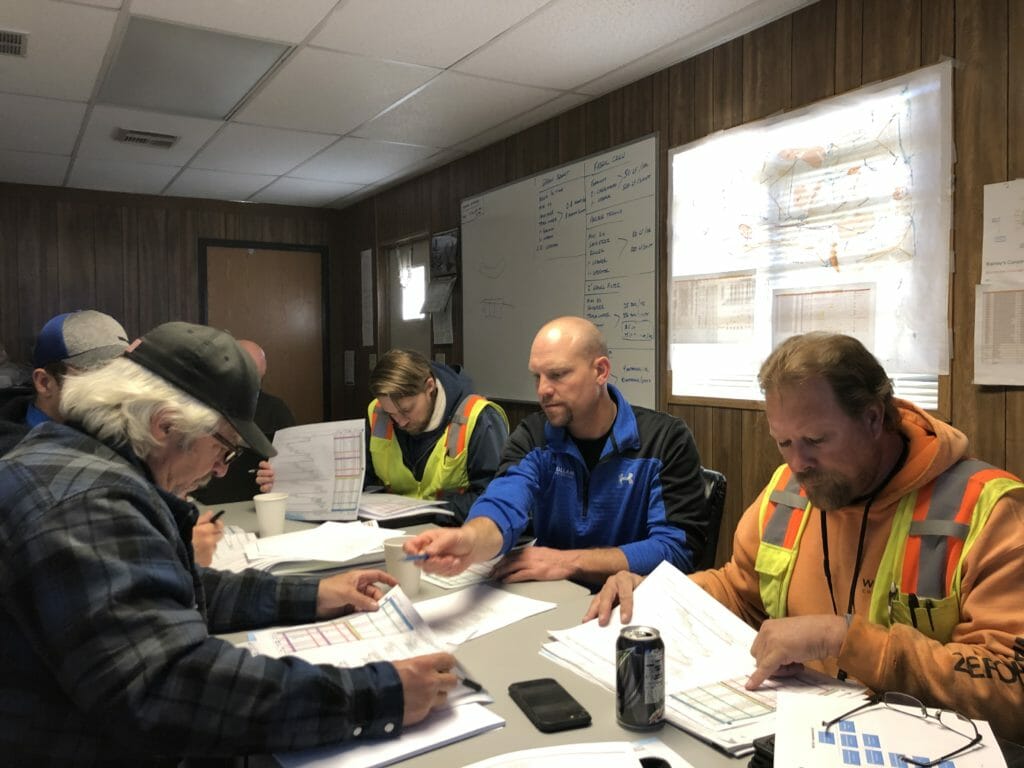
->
xmin=458 ymin=675 xmax=483 ymax=692
xmin=209 ymin=509 xmax=226 ymax=524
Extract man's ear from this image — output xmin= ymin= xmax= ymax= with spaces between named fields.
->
xmin=31 ymin=368 xmax=58 ymax=398
xmin=150 ymin=411 xmax=174 ymax=442
xmin=864 ymin=402 xmax=885 ymax=437
xmin=594 ymin=355 xmax=612 ymax=386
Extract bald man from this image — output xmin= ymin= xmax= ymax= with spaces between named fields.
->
xmin=406 ymin=316 xmax=708 ymax=587
xmin=192 ymin=339 xmax=294 ymax=507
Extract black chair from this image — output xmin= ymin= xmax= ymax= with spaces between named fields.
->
xmin=697 ymin=466 xmax=727 ymax=571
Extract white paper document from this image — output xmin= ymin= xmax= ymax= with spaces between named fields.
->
xmin=973 ymin=284 xmax=1024 ymax=385
xmin=542 ymin=562 xmax=863 ymax=756
xmin=981 ymin=178 xmax=1024 ymax=285
xmin=241 ymin=521 xmax=397 ymax=574
xmin=252 ymin=588 xmax=504 ymax=767
xmin=276 ymin=703 xmax=504 ymax=768
xmin=208 ymin=525 xmax=258 ymax=572
xmin=414 ymin=583 xmax=557 ymax=646
xmin=272 ymin=420 xmax=366 ymax=521
xmin=460 ymin=741 xmax=642 ymax=768
xmin=774 ymin=691 xmax=1006 ymax=768
xmin=459 ymin=738 xmax=695 ymax=768
xmin=357 ymin=492 xmax=454 ymax=522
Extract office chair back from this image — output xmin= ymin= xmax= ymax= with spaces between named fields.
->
xmin=698 ymin=467 xmax=727 ymax=571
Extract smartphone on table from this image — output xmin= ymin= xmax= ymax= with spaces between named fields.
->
xmin=507 ymin=677 xmax=591 ymax=733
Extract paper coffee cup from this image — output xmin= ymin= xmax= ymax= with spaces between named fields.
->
xmin=253 ymin=492 xmax=288 ymax=538
xmin=383 ymin=535 xmax=422 ymax=597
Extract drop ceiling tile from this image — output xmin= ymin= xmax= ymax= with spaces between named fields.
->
xmin=0 ymin=150 xmax=70 ymax=186
xmin=68 ymin=156 xmax=180 ymax=195
xmin=130 ymin=0 xmax=337 ymax=44
xmin=0 ymin=0 xmax=117 ymax=100
xmin=98 ymin=17 xmax=288 ymax=119
xmin=252 ymin=178 xmax=364 ymax=208
xmin=190 ymin=123 xmax=337 ymax=175
xmin=78 ymin=106 xmax=223 ymax=165
xmin=355 ymin=72 xmax=560 ymax=149
xmin=236 ymin=48 xmax=439 ymax=135
xmin=312 ymin=0 xmax=549 ymax=68
xmin=580 ymin=0 xmax=814 ymax=96
xmin=453 ymin=0 xmax=756 ymax=91
xmin=456 ymin=92 xmax=590 ymax=154
xmin=0 ymin=93 xmax=87 ymax=154
xmin=165 ymin=168 xmax=275 ymax=202
xmin=289 ymin=138 xmax=438 ymax=185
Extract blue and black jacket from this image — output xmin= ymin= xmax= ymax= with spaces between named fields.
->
xmin=467 ymin=384 xmax=708 ymax=574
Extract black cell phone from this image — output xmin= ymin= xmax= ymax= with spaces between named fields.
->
xmin=507 ymin=678 xmax=591 ymax=733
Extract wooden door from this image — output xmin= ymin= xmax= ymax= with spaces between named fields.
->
xmin=204 ymin=245 xmax=325 ymax=425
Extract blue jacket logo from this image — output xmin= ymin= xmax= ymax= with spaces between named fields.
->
xmin=618 ymin=472 xmax=634 ymax=486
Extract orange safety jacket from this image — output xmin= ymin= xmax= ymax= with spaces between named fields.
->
xmin=754 ymin=459 xmax=1023 ymax=643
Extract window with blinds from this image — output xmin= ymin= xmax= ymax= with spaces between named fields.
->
xmin=668 ymin=62 xmax=952 ymax=410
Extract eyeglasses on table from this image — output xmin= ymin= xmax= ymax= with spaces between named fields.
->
xmin=821 ymin=691 xmax=981 ymax=768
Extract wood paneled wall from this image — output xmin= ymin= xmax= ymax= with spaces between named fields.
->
xmin=1 ymin=1 xmax=1020 ymax=567
xmin=330 ymin=0 xmax=1024 ymax=566
xmin=0 ymin=184 xmax=330 ymax=363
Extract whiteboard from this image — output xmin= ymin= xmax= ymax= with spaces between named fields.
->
xmin=460 ymin=135 xmax=657 ymax=406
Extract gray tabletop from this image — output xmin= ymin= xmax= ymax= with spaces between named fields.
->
xmin=215 ymin=501 xmax=742 ymax=767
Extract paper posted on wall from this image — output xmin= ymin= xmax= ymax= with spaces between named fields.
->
xmin=271 ymin=419 xmax=366 ymax=521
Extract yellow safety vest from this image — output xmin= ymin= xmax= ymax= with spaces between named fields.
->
xmin=755 ymin=459 xmax=1022 ymax=642
xmin=367 ymin=394 xmax=507 ymax=500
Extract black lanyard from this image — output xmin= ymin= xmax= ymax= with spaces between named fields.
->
xmin=820 ymin=435 xmax=909 ymax=617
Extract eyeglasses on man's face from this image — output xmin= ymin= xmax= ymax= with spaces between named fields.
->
xmin=822 ymin=691 xmax=981 ymax=767
xmin=211 ymin=431 xmax=244 ymax=466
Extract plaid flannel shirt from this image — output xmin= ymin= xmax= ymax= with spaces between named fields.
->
xmin=0 ymin=421 xmax=403 ymax=767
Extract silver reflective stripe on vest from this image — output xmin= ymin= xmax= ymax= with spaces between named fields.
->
xmin=910 ymin=458 xmax=988 ymax=597
xmin=445 ymin=396 xmax=474 ymax=458
xmin=371 ymin=404 xmax=391 ymax=438
xmin=764 ymin=475 xmax=806 ymax=545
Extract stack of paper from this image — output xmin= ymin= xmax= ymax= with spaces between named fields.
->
xmin=541 ymin=562 xmax=864 ymax=757
xmin=208 ymin=525 xmax=258 ymax=572
xmin=239 ymin=521 xmax=399 ymax=575
xmin=357 ymin=492 xmax=454 ymax=523
xmin=251 ymin=588 xmax=508 ymax=768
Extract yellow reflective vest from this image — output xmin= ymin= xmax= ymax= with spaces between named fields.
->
xmin=367 ymin=394 xmax=507 ymax=500
xmin=755 ymin=459 xmax=1023 ymax=643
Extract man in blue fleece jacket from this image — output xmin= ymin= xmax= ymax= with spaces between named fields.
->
xmin=407 ymin=316 xmax=708 ymax=587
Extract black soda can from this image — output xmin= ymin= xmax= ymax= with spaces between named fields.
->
xmin=616 ymin=625 xmax=665 ymax=730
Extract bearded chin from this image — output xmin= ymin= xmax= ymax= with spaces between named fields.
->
xmin=797 ymin=472 xmax=855 ymax=510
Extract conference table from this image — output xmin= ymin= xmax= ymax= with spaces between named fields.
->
xmin=218 ymin=501 xmax=742 ymax=768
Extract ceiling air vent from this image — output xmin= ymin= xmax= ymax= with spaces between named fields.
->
xmin=113 ymin=128 xmax=179 ymax=149
xmin=0 ymin=30 xmax=28 ymax=57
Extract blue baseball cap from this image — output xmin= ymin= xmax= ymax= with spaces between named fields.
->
xmin=32 ymin=311 xmax=129 ymax=369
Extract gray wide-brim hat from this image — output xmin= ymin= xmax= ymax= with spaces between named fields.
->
xmin=125 ymin=322 xmax=277 ymax=459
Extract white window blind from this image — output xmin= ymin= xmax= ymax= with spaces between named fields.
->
xmin=669 ymin=61 xmax=952 ymax=409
